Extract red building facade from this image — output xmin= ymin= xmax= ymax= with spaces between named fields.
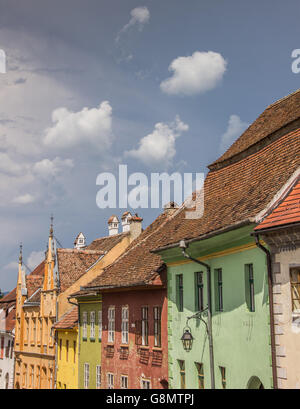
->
xmin=101 ymin=285 xmax=168 ymax=389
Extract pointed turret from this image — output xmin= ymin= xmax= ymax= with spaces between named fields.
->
xmin=17 ymin=244 xmax=27 ymax=296
xmin=44 ymin=215 xmax=56 ymax=291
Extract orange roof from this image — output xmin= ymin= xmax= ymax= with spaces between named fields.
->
xmin=255 ymin=179 xmax=300 ymax=231
xmin=53 ymin=307 xmax=78 ymax=330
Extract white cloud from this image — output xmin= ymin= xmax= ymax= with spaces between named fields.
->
xmin=27 ymin=250 xmax=44 ymax=270
xmin=43 ymin=101 xmax=113 ymax=150
xmin=160 ymin=51 xmax=227 ymax=96
xmin=220 ymin=114 xmax=249 ymax=152
xmin=3 ymin=261 xmax=18 ymax=270
xmin=0 ymin=153 xmax=25 ymax=176
xmin=125 ymin=116 xmax=189 ymax=168
xmin=33 ymin=157 xmax=74 ymax=179
xmin=12 ymin=193 xmax=35 ymax=205
xmin=116 ymin=6 xmax=150 ymax=42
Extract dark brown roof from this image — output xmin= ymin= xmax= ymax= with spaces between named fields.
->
xmin=53 ymin=306 xmax=78 ymax=330
xmin=77 ymin=212 xmax=171 ymax=292
xmin=25 ymin=275 xmax=44 ymax=299
xmin=154 ymin=127 xmax=300 ymax=250
xmin=210 ymin=89 xmax=300 ymax=169
xmin=86 ymin=232 xmax=127 ymax=252
xmin=5 ymin=308 xmax=16 ymax=332
xmin=0 ymin=288 xmax=16 ymax=308
xmin=57 ymin=248 xmax=104 ymax=292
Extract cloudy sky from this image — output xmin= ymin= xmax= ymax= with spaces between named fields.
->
xmin=0 ymin=0 xmax=299 ymax=291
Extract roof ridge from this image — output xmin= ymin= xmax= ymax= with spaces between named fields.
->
xmin=267 ymin=88 xmax=300 ymax=109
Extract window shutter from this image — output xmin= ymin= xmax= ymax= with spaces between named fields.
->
xmin=135 ymin=320 xmax=142 ymax=345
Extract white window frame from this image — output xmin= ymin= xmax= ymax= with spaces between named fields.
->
xmin=141 ymin=378 xmax=151 ymax=389
xmin=107 ymin=373 xmax=114 ymax=389
xmin=108 ymin=307 xmax=115 ymax=343
xmin=121 ymin=306 xmax=129 ymax=344
xmin=121 ymin=375 xmax=128 ymax=389
xmin=98 ymin=310 xmax=102 ymax=340
xmin=141 ymin=306 xmax=148 ymax=346
xmin=84 ymin=363 xmax=89 ymax=389
xmin=90 ymin=311 xmax=95 ymax=339
xmin=82 ymin=312 xmax=87 ymax=339
xmin=96 ymin=365 xmax=101 ymax=389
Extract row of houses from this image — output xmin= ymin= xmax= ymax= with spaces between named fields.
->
xmin=0 ymin=89 xmax=299 ymax=389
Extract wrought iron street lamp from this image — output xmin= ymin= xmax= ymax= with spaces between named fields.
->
xmin=181 ymin=327 xmax=194 ymax=352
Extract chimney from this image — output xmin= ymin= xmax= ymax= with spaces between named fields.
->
xmin=74 ymin=232 xmax=86 ymax=249
xmin=121 ymin=211 xmax=132 ymax=233
xmin=163 ymin=201 xmax=179 ymax=216
xmin=108 ymin=215 xmax=119 ymax=236
xmin=129 ymin=213 xmax=143 ymax=241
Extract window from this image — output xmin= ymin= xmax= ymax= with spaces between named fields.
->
xmin=195 ymin=272 xmax=204 ymax=311
xmin=30 ymin=366 xmax=34 ymax=389
xmin=220 ymin=366 xmax=226 ymax=389
xmin=154 ymin=306 xmax=162 ymax=347
xmin=176 ymin=274 xmax=184 ymax=312
xmin=141 ymin=307 xmax=149 ymax=346
xmin=5 ymin=340 xmax=10 ymax=358
xmin=10 ymin=339 xmax=13 ymax=359
xmin=33 ymin=319 xmax=36 ymax=344
xmin=90 ymin=311 xmax=95 ymax=339
xmin=43 ymin=318 xmax=48 ymax=345
xmin=195 ymin=362 xmax=204 ymax=389
xmin=215 ymin=268 xmax=223 ymax=311
xmin=59 ymin=339 xmax=62 ymax=360
xmin=96 ymin=365 xmax=101 ymax=389
xmin=141 ymin=378 xmax=151 ymax=389
xmin=98 ymin=310 xmax=102 ymax=340
xmin=178 ymin=360 xmax=185 ymax=389
xmin=0 ymin=336 xmax=4 ymax=359
xmin=26 ymin=318 xmax=29 ymax=343
xmin=82 ymin=312 xmax=88 ymax=339
xmin=107 ymin=373 xmax=114 ymax=389
xmin=24 ymin=364 xmax=28 ymax=388
xmin=290 ymin=267 xmax=300 ymax=313
xmin=66 ymin=340 xmax=69 ymax=362
xmin=245 ymin=264 xmax=255 ymax=312
xmin=73 ymin=341 xmax=76 ymax=363
xmin=121 ymin=375 xmax=128 ymax=389
xmin=121 ymin=306 xmax=129 ymax=344
xmin=84 ymin=363 xmax=89 ymax=389
xmin=108 ymin=307 xmax=115 ymax=343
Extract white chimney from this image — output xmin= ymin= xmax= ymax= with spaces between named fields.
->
xmin=74 ymin=232 xmax=86 ymax=249
xmin=121 ymin=211 xmax=132 ymax=233
xmin=108 ymin=215 xmax=119 ymax=236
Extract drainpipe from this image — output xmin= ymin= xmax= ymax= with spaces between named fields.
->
xmin=179 ymin=240 xmax=215 ymax=389
xmin=254 ymin=234 xmax=278 ymax=389
xmin=68 ymin=297 xmax=80 ymax=389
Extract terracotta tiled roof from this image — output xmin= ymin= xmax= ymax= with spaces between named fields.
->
xmin=108 ymin=215 xmax=119 ymax=223
xmin=154 ymin=127 xmax=300 ymax=250
xmin=57 ymin=248 xmax=104 ymax=292
xmin=5 ymin=308 xmax=16 ymax=332
xmin=255 ymin=178 xmax=300 ymax=231
xmin=25 ymin=275 xmax=44 ymax=299
xmin=53 ymin=306 xmax=78 ymax=330
xmin=76 ymin=212 xmax=171 ymax=292
xmin=0 ymin=288 xmax=16 ymax=308
xmin=210 ymin=89 xmax=300 ymax=169
xmin=86 ymin=232 xmax=128 ymax=252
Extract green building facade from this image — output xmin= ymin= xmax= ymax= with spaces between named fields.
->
xmin=157 ymin=225 xmax=273 ymax=389
xmin=76 ymin=294 xmax=102 ymax=389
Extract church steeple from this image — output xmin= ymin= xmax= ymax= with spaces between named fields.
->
xmin=44 ymin=215 xmax=56 ymax=291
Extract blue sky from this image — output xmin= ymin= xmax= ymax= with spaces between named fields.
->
xmin=0 ymin=0 xmax=299 ymax=291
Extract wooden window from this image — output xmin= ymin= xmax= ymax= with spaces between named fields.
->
xmin=121 ymin=306 xmax=129 ymax=344
xmin=290 ymin=267 xmax=300 ymax=313
xmin=73 ymin=341 xmax=76 ymax=363
xmin=178 ymin=360 xmax=185 ymax=389
xmin=5 ymin=340 xmax=10 ymax=358
xmin=176 ymin=274 xmax=184 ymax=312
xmin=82 ymin=312 xmax=87 ymax=339
xmin=121 ymin=375 xmax=128 ymax=389
xmin=215 ymin=268 xmax=223 ymax=311
xmin=96 ymin=365 xmax=101 ymax=389
xmin=107 ymin=373 xmax=114 ymax=389
xmin=141 ymin=307 xmax=149 ymax=346
xmin=90 ymin=311 xmax=95 ymax=339
xmin=141 ymin=378 xmax=151 ymax=389
xmin=220 ymin=366 xmax=226 ymax=389
xmin=59 ymin=339 xmax=62 ymax=360
xmin=195 ymin=362 xmax=204 ymax=389
xmin=84 ymin=363 xmax=89 ymax=389
xmin=195 ymin=272 xmax=204 ymax=311
xmin=135 ymin=320 xmax=142 ymax=345
xmin=66 ymin=340 xmax=69 ymax=362
xmin=154 ymin=306 xmax=162 ymax=347
xmin=98 ymin=310 xmax=102 ymax=340
xmin=108 ymin=307 xmax=115 ymax=343
xmin=245 ymin=264 xmax=255 ymax=312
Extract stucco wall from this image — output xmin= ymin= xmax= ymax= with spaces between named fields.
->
xmin=56 ymin=329 xmax=78 ymax=389
xmin=272 ymin=247 xmax=300 ymax=388
xmin=167 ymin=246 xmax=273 ymax=389
xmin=0 ymin=331 xmax=14 ymax=389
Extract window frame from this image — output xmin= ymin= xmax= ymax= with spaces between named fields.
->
xmin=108 ymin=306 xmax=115 ymax=343
xmin=176 ymin=274 xmax=184 ymax=312
xmin=96 ymin=365 xmax=101 ymax=389
xmin=121 ymin=306 xmax=129 ymax=345
xmin=153 ymin=306 xmax=162 ymax=347
xmin=82 ymin=311 xmax=88 ymax=339
xmin=84 ymin=363 xmax=90 ymax=389
xmin=90 ymin=311 xmax=95 ymax=339
xmin=195 ymin=271 xmax=204 ymax=312
xmin=141 ymin=306 xmax=149 ymax=346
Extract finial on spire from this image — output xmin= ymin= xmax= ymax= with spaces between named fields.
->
xmin=19 ymin=243 xmax=23 ymax=264
xmin=50 ymin=214 xmax=54 ymax=238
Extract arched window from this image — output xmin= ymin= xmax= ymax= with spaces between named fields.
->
xmin=247 ymin=376 xmax=264 ymax=389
